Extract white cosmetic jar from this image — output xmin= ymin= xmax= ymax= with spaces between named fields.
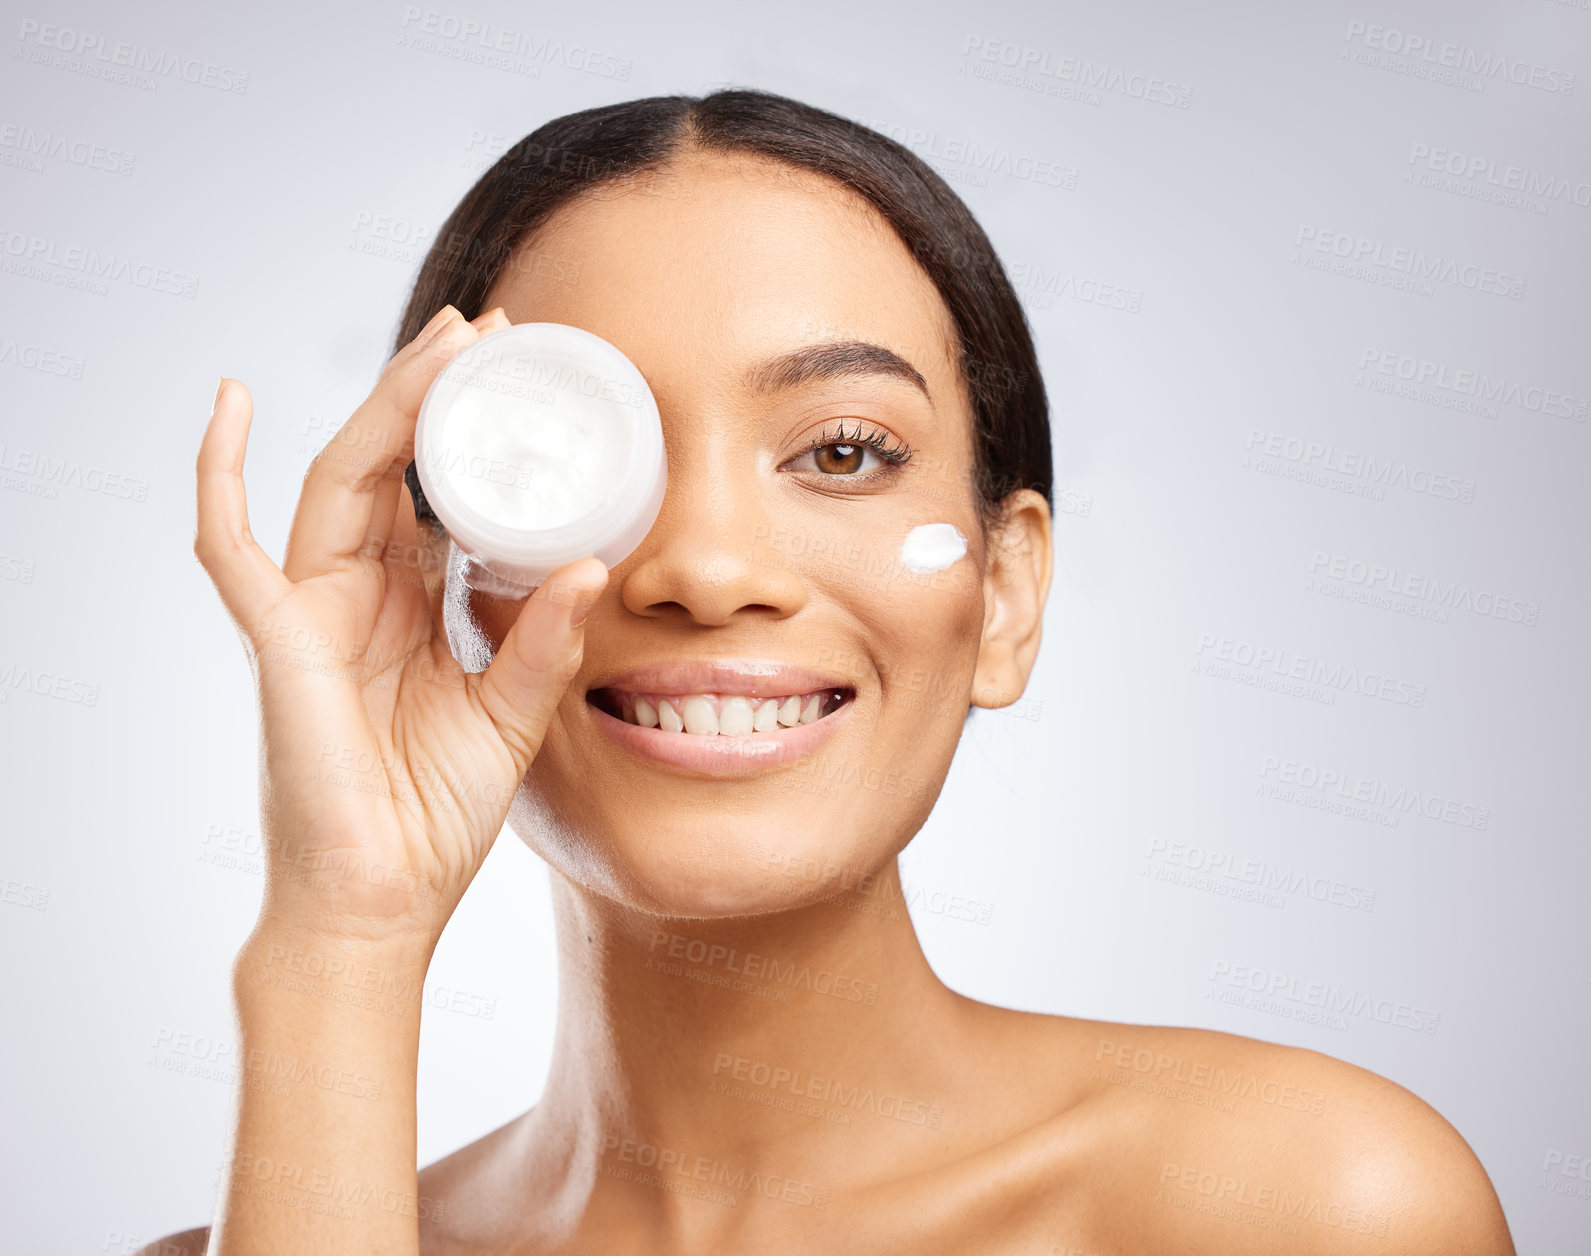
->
xmin=414 ymin=322 xmax=667 ymax=597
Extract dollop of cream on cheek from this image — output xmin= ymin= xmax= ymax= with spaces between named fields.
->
xmin=898 ymin=523 xmax=968 ymax=573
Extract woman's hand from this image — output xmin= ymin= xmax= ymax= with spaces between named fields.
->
xmin=195 ymin=304 xmax=607 ymax=952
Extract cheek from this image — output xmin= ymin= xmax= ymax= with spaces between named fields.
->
xmin=750 ymin=509 xmax=985 ymax=710
xmin=859 ymin=560 xmax=986 ymax=729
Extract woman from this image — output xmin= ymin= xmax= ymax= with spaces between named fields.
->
xmin=153 ymin=90 xmax=1513 ymax=1254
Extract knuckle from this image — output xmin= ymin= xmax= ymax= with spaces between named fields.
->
xmin=195 ymin=526 xmax=252 ymax=566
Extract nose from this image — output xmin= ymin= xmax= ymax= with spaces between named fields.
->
xmin=617 ymin=459 xmax=807 ymax=627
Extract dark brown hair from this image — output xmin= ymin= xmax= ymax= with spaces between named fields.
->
xmin=397 ymin=88 xmax=1051 ymax=533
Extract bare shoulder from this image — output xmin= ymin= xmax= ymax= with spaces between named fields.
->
xmin=132 ymin=1227 xmax=209 ymax=1256
xmin=414 ymin=1108 xmax=542 ymax=1253
xmin=1029 ymin=1014 xmax=1517 ymax=1255
xmin=129 ymin=1112 xmax=534 ymax=1256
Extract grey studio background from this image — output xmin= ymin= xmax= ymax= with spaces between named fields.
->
xmin=1 ymin=0 xmax=1587 ymax=1251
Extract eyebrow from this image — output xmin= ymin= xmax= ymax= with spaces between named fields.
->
xmin=744 ymin=339 xmax=933 ymax=406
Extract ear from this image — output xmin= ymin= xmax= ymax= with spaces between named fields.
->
xmin=970 ymin=489 xmax=1053 ymax=711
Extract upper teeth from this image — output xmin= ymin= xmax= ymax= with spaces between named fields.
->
xmin=620 ymin=691 xmax=839 ymax=736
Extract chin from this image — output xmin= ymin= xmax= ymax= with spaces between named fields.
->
xmin=505 ymin=783 xmax=919 ymax=921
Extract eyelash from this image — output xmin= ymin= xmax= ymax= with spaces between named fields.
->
xmin=786 ymin=420 xmax=915 ymax=482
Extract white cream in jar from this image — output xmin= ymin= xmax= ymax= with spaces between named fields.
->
xmin=415 ymin=322 xmax=667 ymax=597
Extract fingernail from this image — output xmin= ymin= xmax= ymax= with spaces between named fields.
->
xmin=416 ymin=305 xmax=457 ymax=346
xmin=213 ymin=377 xmax=227 ymax=412
xmin=569 ymin=590 xmax=598 ymax=629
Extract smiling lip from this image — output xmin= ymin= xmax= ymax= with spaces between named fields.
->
xmin=586 ymin=659 xmax=851 ymax=698
xmin=584 ymin=659 xmax=856 ymax=778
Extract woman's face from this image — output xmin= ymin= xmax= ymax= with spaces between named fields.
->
xmin=439 ymin=148 xmax=1039 ymax=917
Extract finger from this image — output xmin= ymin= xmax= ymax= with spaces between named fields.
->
xmin=358 ymin=306 xmax=509 ymax=562
xmin=358 ymin=461 xmax=407 ymax=568
xmin=378 ymin=478 xmax=425 ymax=599
xmin=283 ymin=309 xmax=480 ymax=584
xmin=360 ymin=484 xmax=436 ymax=676
xmin=194 ymin=378 xmax=293 ymax=635
xmin=472 ymin=557 xmax=609 ymax=777
xmin=377 ymin=482 xmax=441 ymax=616
xmin=379 ymin=302 xmax=460 ymax=380
xmin=470 ymin=306 xmax=511 ymax=335
xmin=290 ymin=305 xmax=464 ymax=579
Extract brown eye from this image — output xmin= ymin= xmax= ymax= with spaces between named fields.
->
xmin=781 ymin=423 xmax=913 ymax=482
xmin=814 ymin=443 xmax=865 ymax=474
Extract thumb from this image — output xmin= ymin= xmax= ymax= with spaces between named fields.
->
xmin=474 ymin=557 xmax=608 ymax=777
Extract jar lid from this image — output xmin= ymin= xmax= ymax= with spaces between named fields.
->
xmin=414 ymin=322 xmax=667 ymax=592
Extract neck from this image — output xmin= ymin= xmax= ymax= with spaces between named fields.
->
xmin=530 ymin=858 xmax=976 ymax=1205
